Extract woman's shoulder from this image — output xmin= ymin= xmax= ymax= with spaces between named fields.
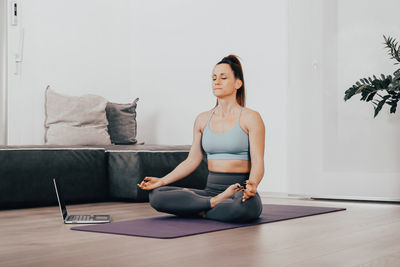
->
xmin=241 ymin=107 xmax=261 ymax=118
xmin=241 ymin=107 xmax=264 ymax=125
xmin=194 ymin=108 xmax=215 ymax=130
xmin=196 ymin=108 xmax=215 ymax=121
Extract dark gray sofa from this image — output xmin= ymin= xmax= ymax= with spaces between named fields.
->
xmin=0 ymin=144 xmax=208 ymax=209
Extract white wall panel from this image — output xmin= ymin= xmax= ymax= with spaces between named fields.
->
xmin=288 ymin=0 xmax=400 ymax=200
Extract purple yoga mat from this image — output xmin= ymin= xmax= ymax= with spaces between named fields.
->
xmin=71 ymin=204 xmax=345 ymax=239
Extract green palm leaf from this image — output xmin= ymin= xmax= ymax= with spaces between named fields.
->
xmin=344 ymin=35 xmax=400 ymax=117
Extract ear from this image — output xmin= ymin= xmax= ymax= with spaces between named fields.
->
xmin=235 ymin=79 xmax=243 ymax=90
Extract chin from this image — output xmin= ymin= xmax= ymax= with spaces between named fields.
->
xmin=213 ymin=92 xmax=223 ymax=97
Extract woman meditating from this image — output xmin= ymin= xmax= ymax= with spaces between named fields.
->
xmin=137 ymin=55 xmax=265 ymax=222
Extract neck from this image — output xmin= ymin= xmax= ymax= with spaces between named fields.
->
xmin=215 ymin=98 xmax=240 ymax=117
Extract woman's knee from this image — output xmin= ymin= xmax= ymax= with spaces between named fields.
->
xmin=232 ymin=200 xmax=262 ymax=222
xmin=149 ymin=187 xmax=164 ymax=211
xmin=206 ymin=193 xmax=262 ymax=222
xmin=241 ymin=193 xmax=263 ymax=218
xmin=250 ymin=195 xmax=263 ymax=219
xmin=149 ymin=186 xmax=187 ymax=211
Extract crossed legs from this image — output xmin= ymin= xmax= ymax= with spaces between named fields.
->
xmin=148 ymin=183 xmax=262 ymax=222
xmin=149 ymin=186 xmax=211 ymax=217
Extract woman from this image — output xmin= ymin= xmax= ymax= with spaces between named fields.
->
xmin=137 ymin=55 xmax=265 ymax=222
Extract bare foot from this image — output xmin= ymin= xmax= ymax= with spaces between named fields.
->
xmin=210 ymin=183 xmax=244 ymax=208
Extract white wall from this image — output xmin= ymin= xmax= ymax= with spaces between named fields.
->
xmin=7 ymin=0 xmax=133 ymax=144
xmin=129 ymin=0 xmax=288 ymax=193
xmin=0 ymin=0 xmax=7 ymax=144
xmin=288 ymin=0 xmax=400 ymax=200
xmin=6 ymin=0 xmax=288 ymax=194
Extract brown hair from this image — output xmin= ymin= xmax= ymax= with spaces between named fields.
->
xmin=214 ymin=54 xmax=246 ymax=107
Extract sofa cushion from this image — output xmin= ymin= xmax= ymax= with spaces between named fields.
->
xmin=0 ymin=146 xmax=109 ymax=209
xmin=44 ymin=86 xmax=111 ymax=145
xmin=106 ymin=98 xmax=139 ymax=145
xmin=105 ymin=144 xmax=208 ymax=201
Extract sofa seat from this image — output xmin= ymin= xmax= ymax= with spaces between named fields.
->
xmin=0 ymin=146 xmax=108 ymax=209
xmin=105 ymin=144 xmax=208 ymax=202
xmin=0 ymin=144 xmax=208 ymax=209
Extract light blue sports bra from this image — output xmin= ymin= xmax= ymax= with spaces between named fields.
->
xmin=201 ymin=107 xmax=250 ymax=161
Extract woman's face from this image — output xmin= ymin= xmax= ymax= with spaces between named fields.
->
xmin=212 ymin=63 xmax=242 ymax=98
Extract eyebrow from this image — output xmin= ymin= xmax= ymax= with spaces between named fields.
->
xmin=212 ymin=73 xmax=228 ymax=76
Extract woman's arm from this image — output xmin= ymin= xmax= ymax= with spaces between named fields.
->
xmin=160 ymin=113 xmax=206 ymax=186
xmin=243 ymin=110 xmax=265 ymax=201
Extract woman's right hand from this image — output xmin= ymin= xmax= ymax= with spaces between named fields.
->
xmin=137 ymin=177 xmax=165 ymax=190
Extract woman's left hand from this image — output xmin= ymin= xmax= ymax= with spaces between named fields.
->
xmin=242 ymin=180 xmax=257 ymax=202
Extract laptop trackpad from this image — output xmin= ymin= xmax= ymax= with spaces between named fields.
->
xmin=94 ymin=215 xmax=110 ymax=220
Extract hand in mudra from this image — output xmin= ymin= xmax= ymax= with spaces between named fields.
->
xmin=242 ymin=180 xmax=257 ymax=202
xmin=137 ymin=177 xmax=165 ymax=190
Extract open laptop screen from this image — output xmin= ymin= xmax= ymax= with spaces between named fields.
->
xmin=53 ymin=179 xmax=68 ymax=220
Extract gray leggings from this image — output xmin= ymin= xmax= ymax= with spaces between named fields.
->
xmin=148 ymin=171 xmax=263 ymax=222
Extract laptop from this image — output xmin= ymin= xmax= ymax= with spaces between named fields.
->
xmin=53 ymin=178 xmax=111 ymax=224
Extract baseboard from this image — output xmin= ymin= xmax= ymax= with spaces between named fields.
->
xmin=259 ymin=192 xmax=400 ymax=204
xmin=258 ymin=191 xmax=312 ymax=199
xmin=311 ymin=195 xmax=400 ymax=204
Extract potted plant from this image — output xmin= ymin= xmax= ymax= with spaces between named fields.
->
xmin=344 ymin=35 xmax=400 ymax=117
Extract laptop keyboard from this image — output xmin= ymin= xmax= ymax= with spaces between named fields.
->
xmin=68 ymin=215 xmax=93 ymax=221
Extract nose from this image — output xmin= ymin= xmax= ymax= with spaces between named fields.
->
xmin=214 ymin=77 xmax=222 ymax=84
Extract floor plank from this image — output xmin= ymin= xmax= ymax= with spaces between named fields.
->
xmin=1 ymin=197 xmax=399 ymax=267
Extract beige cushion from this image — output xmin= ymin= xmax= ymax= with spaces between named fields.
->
xmin=44 ymin=86 xmax=111 ymax=145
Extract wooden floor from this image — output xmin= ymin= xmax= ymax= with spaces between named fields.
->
xmin=1 ymin=197 xmax=400 ymax=267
